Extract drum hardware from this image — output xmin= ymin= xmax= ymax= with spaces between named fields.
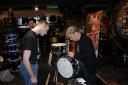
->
xmin=47 ymin=42 xmax=86 ymax=85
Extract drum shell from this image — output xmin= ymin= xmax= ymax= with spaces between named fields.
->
xmin=51 ymin=44 xmax=67 ymax=65
xmin=51 ymin=46 xmax=66 ymax=55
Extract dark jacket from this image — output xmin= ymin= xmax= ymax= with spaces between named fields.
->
xmin=75 ymin=34 xmax=97 ymax=75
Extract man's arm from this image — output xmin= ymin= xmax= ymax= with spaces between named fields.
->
xmin=23 ymin=50 xmax=37 ymax=83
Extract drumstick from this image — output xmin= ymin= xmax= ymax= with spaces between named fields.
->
xmin=65 ymin=40 xmax=69 ymax=58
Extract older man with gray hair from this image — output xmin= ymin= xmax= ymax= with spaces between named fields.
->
xmin=66 ymin=26 xmax=97 ymax=85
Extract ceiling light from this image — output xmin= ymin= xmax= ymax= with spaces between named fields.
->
xmin=34 ymin=6 xmax=39 ymax=11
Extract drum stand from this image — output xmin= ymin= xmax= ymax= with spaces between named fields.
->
xmin=45 ymin=52 xmax=59 ymax=85
xmin=45 ymin=71 xmax=59 ymax=85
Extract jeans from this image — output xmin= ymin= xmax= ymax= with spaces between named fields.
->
xmin=19 ymin=63 xmax=38 ymax=85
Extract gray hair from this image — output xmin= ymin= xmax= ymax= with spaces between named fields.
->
xmin=66 ymin=26 xmax=79 ymax=39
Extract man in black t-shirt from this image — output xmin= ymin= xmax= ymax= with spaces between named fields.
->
xmin=19 ymin=20 xmax=49 ymax=85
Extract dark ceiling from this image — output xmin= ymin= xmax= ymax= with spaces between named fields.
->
xmin=0 ymin=0 xmax=118 ymax=11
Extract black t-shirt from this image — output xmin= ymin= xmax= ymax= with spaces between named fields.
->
xmin=22 ymin=30 xmax=39 ymax=64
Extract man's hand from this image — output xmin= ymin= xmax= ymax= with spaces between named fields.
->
xmin=31 ymin=76 xmax=37 ymax=84
xmin=68 ymin=52 xmax=75 ymax=58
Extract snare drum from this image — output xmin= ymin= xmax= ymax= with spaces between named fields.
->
xmin=57 ymin=57 xmax=79 ymax=78
xmin=51 ymin=43 xmax=67 ymax=65
xmin=51 ymin=43 xmax=67 ymax=55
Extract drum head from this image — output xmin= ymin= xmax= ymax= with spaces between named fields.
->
xmin=52 ymin=43 xmax=66 ymax=47
xmin=57 ymin=58 xmax=73 ymax=78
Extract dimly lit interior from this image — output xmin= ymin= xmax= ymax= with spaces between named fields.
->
xmin=0 ymin=0 xmax=128 ymax=85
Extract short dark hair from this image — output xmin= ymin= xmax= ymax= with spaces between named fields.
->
xmin=28 ymin=18 xmax=36 ymax=23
